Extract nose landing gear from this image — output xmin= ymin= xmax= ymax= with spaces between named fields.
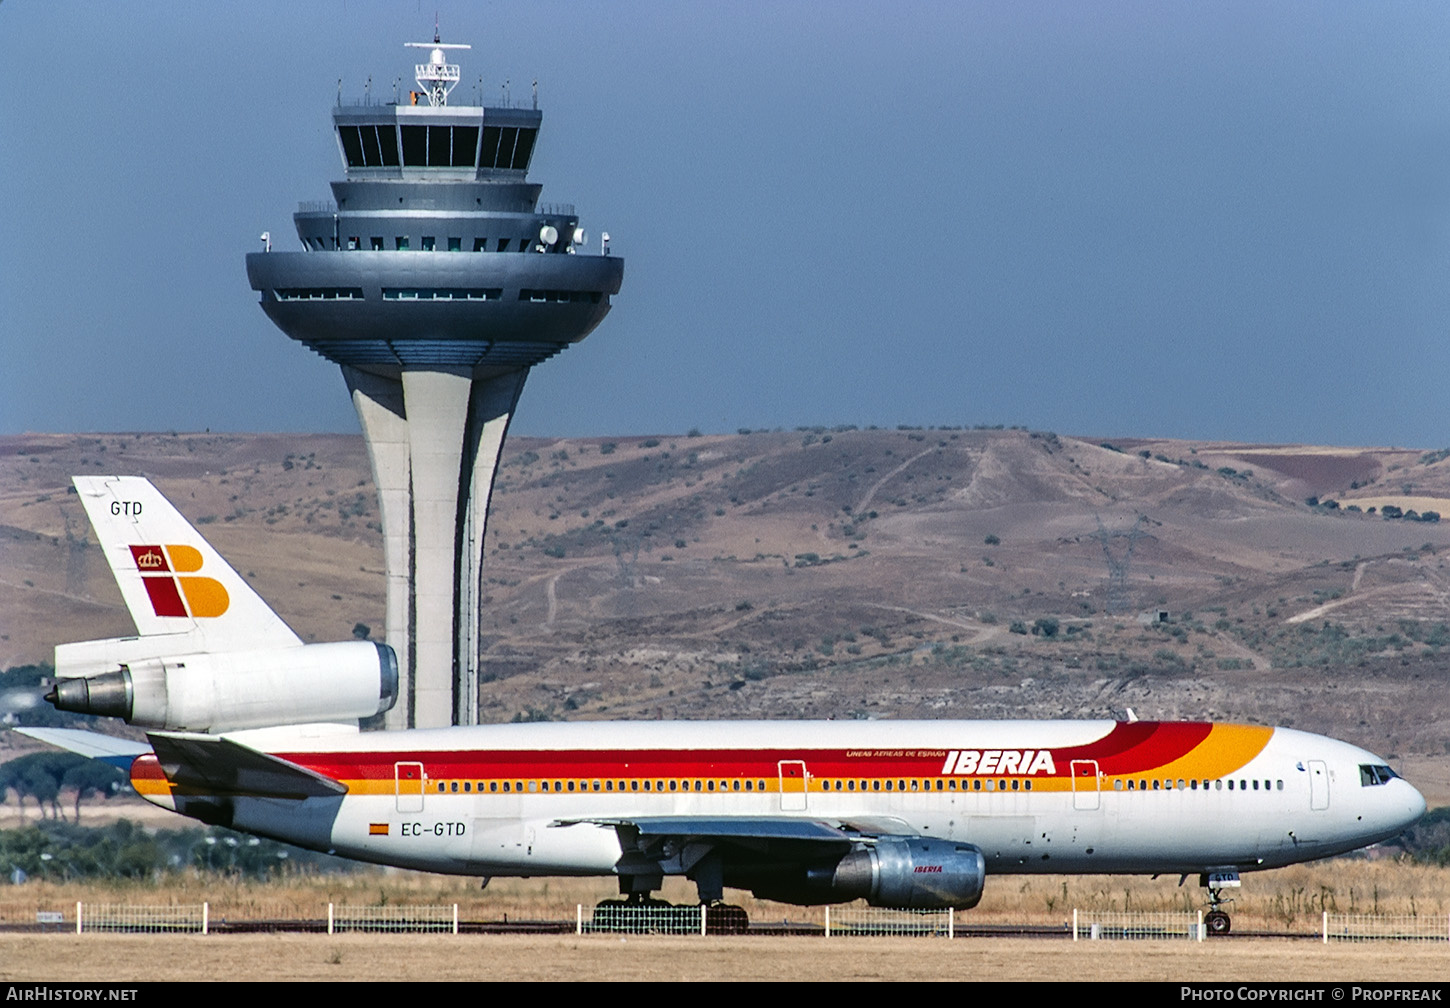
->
xmin=1200 ymin=870 xmax=1240 ymax=936
xmin=1204 ymin=908 xmax=1232 ymax=935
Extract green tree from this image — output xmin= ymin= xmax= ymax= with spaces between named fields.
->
xmin=0 ymin=752 xmax=111 ymax=821
xmin=61 ymin=760 xmax=126 ymax=821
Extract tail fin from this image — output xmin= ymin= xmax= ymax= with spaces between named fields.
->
xmin=71 ymin=476 xmax=300 ymax=653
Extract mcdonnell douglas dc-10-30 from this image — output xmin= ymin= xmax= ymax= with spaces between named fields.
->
xmin=24 ymin=477 xmax=1425 ymax=933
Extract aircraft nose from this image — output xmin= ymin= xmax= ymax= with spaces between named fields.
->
xmin=1400 ymin=780 xmax=1428 ymax=831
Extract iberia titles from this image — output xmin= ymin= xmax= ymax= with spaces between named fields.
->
xmin=940 ymin=749 xmax=1057 ymax=776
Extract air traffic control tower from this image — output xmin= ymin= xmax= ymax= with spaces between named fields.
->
xmin=246 ymin=38 xmax=624 ymax=729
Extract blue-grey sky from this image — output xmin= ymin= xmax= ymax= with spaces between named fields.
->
xmin=5 ymin=2 xmax=1450 ymax=445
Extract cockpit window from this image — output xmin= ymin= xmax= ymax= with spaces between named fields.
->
xmin=1359 ymin=764 xmax=1399 ymax=787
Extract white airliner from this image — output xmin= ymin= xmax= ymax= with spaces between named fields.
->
xmin=24 ymin=476 xmax=1426 ymax=934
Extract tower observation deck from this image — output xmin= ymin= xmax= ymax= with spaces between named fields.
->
xmin=246 ymin=38 xmax=624 ymax=729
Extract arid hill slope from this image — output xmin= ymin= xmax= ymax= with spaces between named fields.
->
xmin=3 ymin=428 xmax=1448 ymax=789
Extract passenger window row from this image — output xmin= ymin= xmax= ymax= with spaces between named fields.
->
xmin=1113 ymin=778 xmax=1284 ymax=792
xmin=419 ymin=775 xmax=1290 ymax=795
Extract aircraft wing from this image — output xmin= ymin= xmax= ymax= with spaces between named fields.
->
xmin=558 ymin=815 xmax=874 ymax=875
xmin=560 ymin=816 xmax=858 ymax=844
xmin=555 ymin=815 xmax=892 ymax=900
xmin=148 ymin=731 xmax=346 ymax=800
xmin=13 ymin=727 xmax=152 ymax=770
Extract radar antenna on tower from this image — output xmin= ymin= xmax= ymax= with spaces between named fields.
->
xmin=405 ymin=31 xmax=470 ymax=107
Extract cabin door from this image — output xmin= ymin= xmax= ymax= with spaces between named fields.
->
xmin=1070 ymin=760 xmax=1101 ymax=811
xmin=1308 ymin=760 xmax=1329 ymax=811
xmin=778 ymin=761 xmax=808 ymax=811
xmin=395 ymin=761 xmax=425 ymax=813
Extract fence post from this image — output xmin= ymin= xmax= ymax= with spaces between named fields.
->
xmin=1322 ymin=911 xmax=1328 ymax=944
xmin=824 ymin=905 xmax=831 ymax=938
xmin=948 ymin=910 xmax=954 ymax=940
xmin=1072 ymin=908 xmax=1078 ymax=941
xmin=328 ymin=902 xmax=334 ymax=936
xmin=202 ymin=902 xmax=209 ymax=936
xmin=576 ymin=904 xmax=583 ymax=936
xmin=452 ymin=903 xmax=459 ymax=935
xmin=700 ymin=904 xmax=707 ymax=937
xmin=75 ymin=902 xmax=82 ymax=936
xmin=1196 ymin=910 xmax=1203 ymax=942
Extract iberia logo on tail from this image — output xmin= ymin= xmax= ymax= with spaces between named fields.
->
xmin=129 ymin=545 xmax=230 ymax=618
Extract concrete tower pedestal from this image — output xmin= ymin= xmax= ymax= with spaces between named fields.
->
xmin=343 ymin=365 xmax=525 ymax=729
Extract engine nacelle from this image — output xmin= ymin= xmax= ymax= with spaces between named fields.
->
xmin=833 ymin=837 xmax=987 ymax=910
xmin=47 ymin=640 xmax=397 ymax=732
xmin=759 ymin=841 xmax=986 ymax=910
xmin=749 ymin=836 xmax=986 ymax=909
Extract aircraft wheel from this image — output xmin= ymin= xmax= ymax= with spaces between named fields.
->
xmin=1205 ymin=910 xmax=1231 ymax=935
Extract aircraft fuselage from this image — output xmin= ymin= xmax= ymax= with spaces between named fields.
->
xmin=129 ymin=718 xmax=1424 ymax=884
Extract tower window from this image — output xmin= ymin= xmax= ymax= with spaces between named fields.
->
xmin=401 ymin=125 xmax=427 ymax=166
xmin=427 ymin=126 xmax=451 ymax=167
xmin=494 ymin=127 xmax=519 ymax=169
xmin=453 ymin=126 xmax=479 ymax=168
xmin=338 ymin=126 xmax=365 ymax=167
xmin=338 ymin=124 xmax=400 ymax=168
xmin=511 ymin=127 xmax=537 ymax=170
xmin=360 ymin=125 xmax=383 ymax=167
xmin=479 ymin=126 xmax=501 ymax=169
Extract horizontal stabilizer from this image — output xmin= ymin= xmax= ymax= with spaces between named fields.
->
xmin=148 ymin=732 xmax=346 ymax=799
xmin=13 ymin=727 xmax=152 ymax=770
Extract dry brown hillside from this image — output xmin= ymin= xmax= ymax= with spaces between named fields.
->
xmin=3 ymin=428 xmax=1448 ymax=795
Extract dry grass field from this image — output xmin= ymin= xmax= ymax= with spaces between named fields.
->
xmin=0 ymin=858 xmax=1445 ymax=930
xmin=1 ymin=933 xmax=1447 ymax=982
xmin=0 ymin=860 xmax=1447 ymax=981
xmin=1 ymin=861 xmax=1446 ymax=933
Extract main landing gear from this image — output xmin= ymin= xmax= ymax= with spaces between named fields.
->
xmin=589 ymin=894 xmax=750 ymax=934
xmin=591 ymin=874 xmax=750 ymax=934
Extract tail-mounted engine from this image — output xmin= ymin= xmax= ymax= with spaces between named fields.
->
xmin=47 ymin=640 xmax=398 ymax=732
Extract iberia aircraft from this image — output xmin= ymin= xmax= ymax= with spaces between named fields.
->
xmin=24 ymin=477 xmax=1426 ymax=934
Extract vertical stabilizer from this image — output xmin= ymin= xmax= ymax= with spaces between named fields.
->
xmin=72 ymin=476 xmax=301 ymax=652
